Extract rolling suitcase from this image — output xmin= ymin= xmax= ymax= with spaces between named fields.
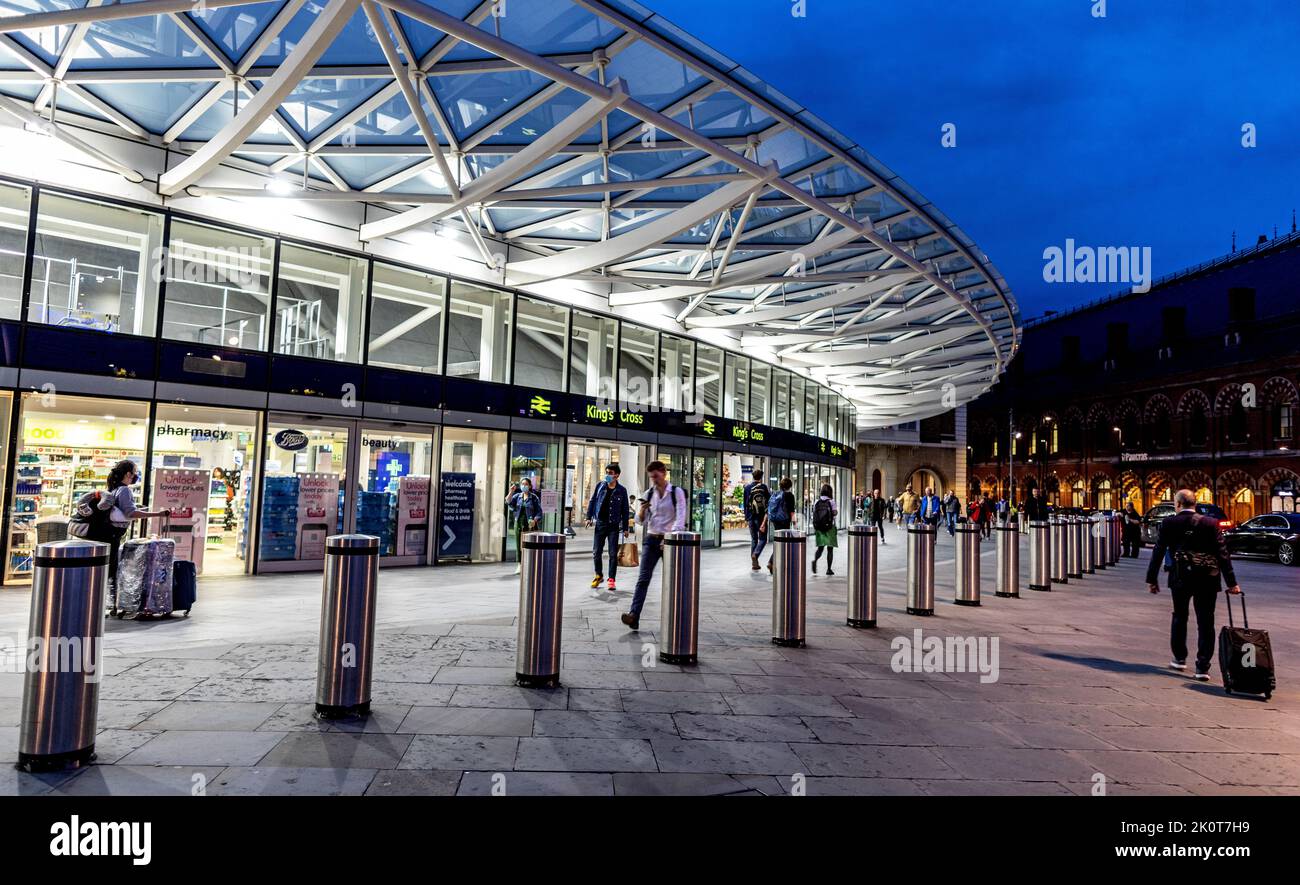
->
xmin=1218 ymin=591 xmax=1275 ymax=700
xmin=171 ymin=559 xmax=197 ymax=616
xmin=114 ymin=517 xmax=176 ymax=619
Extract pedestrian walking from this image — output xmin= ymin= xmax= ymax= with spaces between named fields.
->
xmin=944 ymin=490 xmax=962 ymax=536
xmin=810 ymin=483 xmax=839 ymax=575
xmin=507 ymin=478 xmax=543 ymax=575
xmin=744 ymin=469 xmax=772 ymax=571
xmin=979 ymin=493 xmax=995 ymax=538
xmin=1023 ymin=486 xmax=1049 ymax=522
xmin=765 ymin=476 xmax=797 ymax=572
xmin=1146 ymin=489 xmax=1241 ymax=681
xmin=585 ymin=463 xmax=630 ymax=594
xmin=869 ymin=488 xmax=888 ymax=544
xmin=918 ymin=486 xmax=942 ymax=527
xmin=621 ymin=461 xmax=688 ymax=630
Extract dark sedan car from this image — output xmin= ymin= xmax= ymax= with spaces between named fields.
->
xmin=1225 ymin=512 xmax=1300 ymax=565
xmin=1140 ymin=501 xmax=1232 ymax=544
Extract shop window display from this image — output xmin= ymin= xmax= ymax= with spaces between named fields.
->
xmin=151 ymin=404 xmax=258 ymax=575
xmin=261 ymin=420 xmax=348 ymax=563
xmin=0 ymin=182 xmax=32 ymax=320
xmin=357 ymin=426 xmax=435 ymax=560
xmin=9 ymin=394 xmax=148 ymax=582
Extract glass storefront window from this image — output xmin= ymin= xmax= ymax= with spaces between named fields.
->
xmin=789 ymin=374 xmax=804 ymax=433
xmin=773 ymin=368 xmax=789 ymax=429
xmin=368 ymin=262 xmax=444 ymax=373
xmin=569 ymin=310 xmax=616 ymax=400
xmin=655 ymin=446 xmax=691 ymax=497
xmin=619 ymin=323 xmax=656 ymax=409
xmin=805 ymin=381 xmax=818 ymax=438
xmin=505 ymin=433 xmax=563 ymax=562
xmin=275 ymin=244 xmax=367 ymax=362
xmin=29 ymin=193 xmax=163 ymax=336
xmin=446 ymin=281 xmax=512 ymax=383
xmin=513 ymin=296 xmax=567 ymax=390
xmin=0 ymin=183 xmax=32 ymax=319
xmin=733 ymin=357 xmax=749 ymax=422
xmin=357 ymin=424 xmax=435 ymax=560
xmin=819 ymin=387 xmax=833 ymax=438
xmin=695 ymin=343 xmax=722 ymax=416
xmin=749 ymin=361 xmax=769 ymax=425
xmin=152 ymin=403 xmax=259 ymax=576
xmin=659 ymin=335 xmax=693 ymax=413
xmin=439 ymin=426 xmax=507 ymax=563
xmin=261 ymin=418 xmax=348 ymax=563
xmin=162 ymin=220 xmax=274 ymax=350
xmin=9 ymin=393 xmax=149 ymax=582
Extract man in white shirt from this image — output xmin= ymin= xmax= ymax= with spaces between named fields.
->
xmin=622 ymin=460 xmax=688 ymax=630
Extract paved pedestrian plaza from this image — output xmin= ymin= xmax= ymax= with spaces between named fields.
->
xmin=2 ymin=531 xmax=1296 ymax=796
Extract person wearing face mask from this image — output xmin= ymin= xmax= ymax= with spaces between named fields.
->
xmin=507 ymin=477 xmax=543 ymax=576
xmin=584 ymin=463 xmax=630 ymax=593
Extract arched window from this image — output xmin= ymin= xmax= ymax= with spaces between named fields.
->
xmin=1153 ymin=411 xmax=1172 ymax=448
xmin=1228 ymin=402 xmax=1248 ymax=445
xmin=1187 ymin=407 xmax=1208 ymax=447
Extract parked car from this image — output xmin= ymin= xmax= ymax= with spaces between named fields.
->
xmin=1224 ymin=512 xmax=1300 ymax=565
xmin=1141 ymin=501 xmax=1232 ymax=544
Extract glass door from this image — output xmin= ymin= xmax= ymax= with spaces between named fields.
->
xmin=506 ymin=433 xmax=563 ymax=562
xmin=564 ymin=439 xmax=619 ymax=548
xmin=691 ymin=451 xmax=721 ymax=548
xmin=438 ymin=426 xmax=507 ymax=563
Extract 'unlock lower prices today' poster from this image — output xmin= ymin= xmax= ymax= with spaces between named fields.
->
xmin=151 ymin=468 xmax=210 ymax=573
xmin=297 ymin=473 xmax=339 ymax=560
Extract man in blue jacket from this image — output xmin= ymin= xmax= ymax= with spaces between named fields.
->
xmin=919 ymin=486 xmax=943 ymax=527
xmin=585 ymin=463 xmax=630 ymax=593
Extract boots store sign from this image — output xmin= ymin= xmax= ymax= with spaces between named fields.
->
xmin=274 ymin=429 xmax=310 ymax=451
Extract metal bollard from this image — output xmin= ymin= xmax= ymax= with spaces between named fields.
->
xmin=772 ymin=529 xmax=807 ymax=647
xmin=906 ymin=522 xmax=936 ymax=615
xmin=954 ymin=522 xmax=981 ymax=606
xmin=17 ymin=540 xmax=109 ymax=772
xmin=1081 ymin=515 xmax=1095 ymax=574
xmin=1028 ymin=520 xmax=1050 ymax=592
xmin=660 ymin=531 xmax=701 ymax=664
xmin=1110 ymin=513 xmax=1122 ymax=565
xmin=996 ymin=523 xmax=1020 ymax=598
xmin=316 ymin=534 xmax=380 ymax=720
xmin=846 ymin=523 xmax=878 ymax=628
xmin=1091 ymin=514 xmax=1107 ymax=571
xmin=1050 ymin=517 xmax=1069 ymax=585
xmin=1066 ymin=517 xmax=1083 ymax=579
xmin=516 ymin=531 xmax=566 ymax=687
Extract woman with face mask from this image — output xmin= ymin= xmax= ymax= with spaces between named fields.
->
xmin=508 ymin=478 xmax=543 ymax=575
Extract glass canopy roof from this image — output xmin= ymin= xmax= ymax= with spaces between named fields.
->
xmin=0 ymin=0 xmax=1018 ymax=426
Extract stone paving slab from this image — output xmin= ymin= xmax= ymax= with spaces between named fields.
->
xmin=0 ymin=536 xmax=1297 ymax=795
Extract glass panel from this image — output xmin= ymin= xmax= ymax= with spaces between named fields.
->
xmin=691 ymin=452 xmax=720 ymax=547
xmin=733 ymin=356 xmax=749 ymax=422
xmin=28 ymin=193 xmax=163 ymax=335
xmin=506 ymin=433 xmax=563 ymax=562
xmin=749 ymin=361 xmax=770 ymax=425
xmin=695 ymin=343 xmax=722 ymax=415
xmin=261 ymin=419 xmax=348 ymax=562
xmin=805 ymin=381 xmax=818 ymax=437
xmin=773 ymin=369 xmax=789 ymax=430
xmin=274 ymin=244 xmax=367 ymax=362
xmin=722 ymin=353 xmax=737 ymax=419
xmin=152 ymin=403 xmax=259 ymax=576
xmin=0 ymin=182 xmax=31 ymax=320
xmin=659 ymin=335 xmax=693 ymax=413
xmin=655 ymin=446 xmax=691 ymax=495
xmin=513 ymin=296 xmax=567 ymax=390
xmin=10 ymin=393 xmax=148 ymax=582
xmin=162 ymin=220 xmax=273 ymax=350
xmin=619 ymin=322 xmax=656 ymax=408
xmin=819 ymin=387 xmax=832 ymax=438
xmin=789 ymin=374 xmax=804 ymax=433
xmin=367 ymin=262 xmax=444 ymax=373
xmin=446 ymin=281 xmax=512 ymax=382
xmin=569 ymin=310 xmax=617 ymax=401
xmin=357 ymin=424 xmax=435 ymax=559
xmin=438 ymin=425 xmax=508 ymax=563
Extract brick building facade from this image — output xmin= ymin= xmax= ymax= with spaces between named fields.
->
xmin=968 ymin=232 xmax=1300 ymax=523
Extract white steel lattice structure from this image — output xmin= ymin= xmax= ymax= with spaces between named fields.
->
xmin=0 ymin=0 xmax=1017 ymax=427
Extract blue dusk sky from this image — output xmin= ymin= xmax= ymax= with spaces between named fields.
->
xmin=647 ymin=0 xmax=1300 ymax=322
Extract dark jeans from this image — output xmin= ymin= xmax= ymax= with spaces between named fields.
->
xmin=592 ymin=521 xmax=619 ymax=580
xmin=1171 ymin=585 xmax=1218 ymax=672
xmin=89 ymin=524 xmax=126 ymax=606
xmin=629 ymin=534 xmax=665 ymax=618
xmin=1122 ymin=526 xmax=1142 ymax=557
xmin=872 ymin=516 xmax=887 ymax=543
xmin=945 ymin=512 xmax=958 ymax=535
xmin=748 ymin=520 xmax=768 ymax=558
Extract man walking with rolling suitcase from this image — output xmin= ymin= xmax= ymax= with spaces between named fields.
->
xmin=1146 ymin=489 xmax=1241 ymax=681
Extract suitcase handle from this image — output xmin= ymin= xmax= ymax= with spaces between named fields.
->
xmin=1225 ymin=588 xmax=1248 ymax=630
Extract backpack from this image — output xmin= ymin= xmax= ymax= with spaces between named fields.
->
xmin=813 ymin=498 xmax=834 ymax=532
xmin=748 ymin=483 xmax=770 ymax=522
xmin=1170 ymin=518 xmax=1219 ymax=587
xmin=68 ymin=490 xmax=109 ymax=538
xmin=767 ymin=489 xmax=789 ymax=522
